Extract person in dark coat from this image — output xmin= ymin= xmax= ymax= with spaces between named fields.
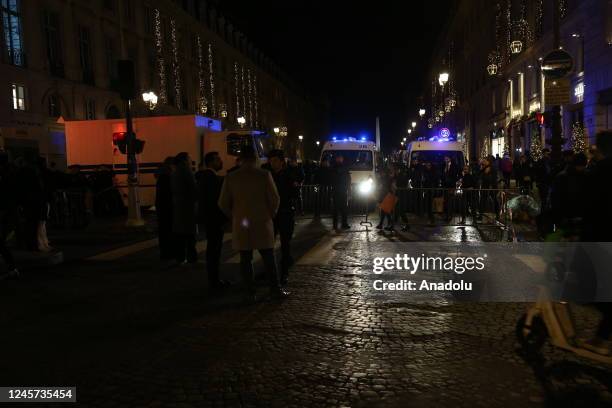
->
xmin=376 ymin=167 xmax=397 ymax=231
xmin=331 ymin=155 xmax=351 ymax=230
xmin=171 ymin=152 xmax=198 ymax=263
xmin=268 ymin=149 xmax=299 ymax=285
xmin=479 ymin=157 xmax=499 ymax=218
xmin=580 ymin=132 xmax=612 ymax=355
xmin=0 ymin=151 xmax=18 ymax=278
xmin=514 ymin=155 xmax=533 ymax=193
xmin=197 ymin=151 xmax=229 ymax=289
xmin=458 ymin=164 xmax=477 ymax=224
xmin=421 ymin=162 xmax=438 ymax=223
xmin=155 ymin=157 xmax=174 ymax=260
xmin=441 ymin=155 xmax=459 ymax=221
xmin=550 ymin=153 xmax=588 ymax=238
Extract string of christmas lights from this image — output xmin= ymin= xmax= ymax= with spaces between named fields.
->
xmin=253 ymin=75 xmax=259 ymax=128
xmin=247 ymin=68 xmax=253 ymax=125
xmin=197 ymin=36 xmax=207 ymax=114
xmin=531 ymin=131 xmax=543 ymax=162
xmin=560 ymin=0 xmax=567 ymax=19
xmin=571 ymin=122 xmax=586 ymax=153
xmin=536 ymin=0 xmax=544 ymax=39
xmin=170 ymin=19 xmax=181 ymax=110
xmin=154 ymin=9 xmax=167 ymax=104
xmin=241 ymin=66 xmax=246 ymax=122
xmin=506 ymin=0 xmax=512 ymax=60
xmin=234 ymin=62 xmax=240 ymax=119
xmin=208 ymin=43 xmax=216 ymax=117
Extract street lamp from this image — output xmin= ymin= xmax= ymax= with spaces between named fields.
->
xmin=419 ymin=109 xmax=426 ymax=117
xmin=298 ymin=135 xmax=303 ymax=141
xmin=411 ymin=121 xmax=417 ymax=129
xmin=438 ymin=72 xmax=449 ymax=86
xmin=403 ymin=137 xmax=407 ymax=142
xmin=408 ymin=129 xmax=412 ymax=135
xmin=237 ymin=116 xmax=246 ymax=127
xmin=316 ymin=140 xmax=320 ymax=146
xmin=142 ymin=91 xmax=158 ymax=110
xmin=273 ymin=127 xmax=280 ymax=134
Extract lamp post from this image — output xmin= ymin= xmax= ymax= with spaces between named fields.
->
xmin=411 ymin=121 xmax=417 ymax=129
xmin=419 ymin=109 xmax=426 ymax=118
xmin=237 ymin=116 xmax=246 ymax=127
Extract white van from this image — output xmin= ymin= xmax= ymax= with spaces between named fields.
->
xmin=320 ymin=138 xmax=378 ymax=192
xmin=405 ymin=140 xmax=465 ymax=171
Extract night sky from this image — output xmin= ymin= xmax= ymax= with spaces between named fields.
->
xmin=214 ymin=0 xmax=453 ymax=151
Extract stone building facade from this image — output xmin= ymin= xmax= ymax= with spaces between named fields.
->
xmin=0 ymin=0 xmax=329 ymax=167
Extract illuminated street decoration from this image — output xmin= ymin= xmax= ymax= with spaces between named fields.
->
xmin=510 ymin=40 xmax=523 ymax=54
xmin=170 ymin=19 xmax=181 ymax=109
xmin=208 ymin=43 xmax=216 ymax=117
xmin=154 ymin=9 xmax=167 ymax=104
xmin=571 ymin=122 xmax=586 ymax=153
xmin=574 ymin=82 xmax=584 ymax=103
xmin=234 ymin=62 xmax=240 ymax=119
xmin=197 ymin=36 xmax=208 ymax=114
xmin=440 ymin=128 xmax=451 ymax=139
xmin=241 ymin=66 xmax=246 ymax=124
xmin=254 ymin=75 xmax=259 ymax=128
xmin=247 ymin=68 xmax=253 ymax=125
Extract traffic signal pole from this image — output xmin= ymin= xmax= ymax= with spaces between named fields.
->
xmin=550 ymin=0 xmax=564 ymax=164
xmin=125 ymin=99 xmax=144 ymax=227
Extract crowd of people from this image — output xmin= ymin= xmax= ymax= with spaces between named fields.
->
xmin=0 ymin=153 xmax=126 ymax=280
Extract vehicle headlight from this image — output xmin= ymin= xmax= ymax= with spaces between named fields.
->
xmin=358 ymin=178 xmax=374 ymax=195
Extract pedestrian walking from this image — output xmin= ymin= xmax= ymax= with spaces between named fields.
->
xmin=218 ymin=146 xmax=288 ymax=300
xmin=268 ymin=149 xmax=299 ymax=285
xmin=197 ymin=151 xmax=230 ymax=290
xmin=501 ymin=154 xmax=513 ymax=188
xmin=171 ymin=152 xmax=198 ymax=264
xmin=155 ymin=157 xmax=174 ymax=260
xmin=331 ymin=155 xmax=351 ymax=230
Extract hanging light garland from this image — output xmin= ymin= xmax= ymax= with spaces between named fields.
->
xmin=536 ymin=0 xmax=544 ymax=39
xmin=254 ymin=75 xmax=259 ymax=128
xmin=531 ymin=131 xmax=543 ymax=162
xmin=208 ymin=43 xmax=216 ymax=117
xmin=560 ymin=0 xmax=567 ymax=19
xmin=170 ymin=19 xmax=181 ymax=110
xmin=247 ymin=68 xmax=253 ymax=126
xmin=571 ymin=122 xmax=586 ymax=153
xmin=241 ymin=66 xmax=246 ymax=123
xmin=197 ymin=36 xmax=207 ymax=114
xmin=506 ymin=0 xmax=512 ymax=60
xmin=234 ymin=62 xmax=240 ymax=119
xmin=154 ymin=9 xmax=167 ymax=104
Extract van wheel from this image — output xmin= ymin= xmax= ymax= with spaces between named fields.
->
xmin=516 ymin=313 xmax=547 ymax=354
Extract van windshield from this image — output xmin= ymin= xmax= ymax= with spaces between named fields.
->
xmin=321 ymin=150 xmax=373 ymax=171
xmin=410 ymin=150 xmax=465 ymax=170
xmin=226 ymin=133 xmax=270 ymax=158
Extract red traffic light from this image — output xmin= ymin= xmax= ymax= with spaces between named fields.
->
xmin=112 ymin=132 xmax=127 ymax=145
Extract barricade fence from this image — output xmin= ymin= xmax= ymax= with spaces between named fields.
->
xmin=47 ymin=184 xmax=522 ymax=229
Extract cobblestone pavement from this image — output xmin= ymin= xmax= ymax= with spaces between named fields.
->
xmin=1 ymin=217 xmax=611 ymax=407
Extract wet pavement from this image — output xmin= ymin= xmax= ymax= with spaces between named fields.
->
xmin=0 ymin=216 xmax=611 ymax=407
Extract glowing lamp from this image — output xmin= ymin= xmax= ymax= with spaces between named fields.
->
xmin=237 ymin=116 xmax=246 ymax=127
xmin=510 ymin=40 xmax=523 ymax=54
xmin=142 ymin=91 xmax=158 ymax=110
xmin=298 ymin=135 xmax=304 ymax=141
xmin=273 ymin=127 xmax=280 ymax=134
xmin=487 ymin=64 xmax=498 ymax=76
xmin=438 ymin=72 xmax=449 ymax=86
xmin=419 ymin=109 xmax=426 ymax=117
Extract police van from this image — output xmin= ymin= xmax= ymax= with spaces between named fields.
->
xmin=405 ymin=137 xmax=465 ymax=171
xmin=320 ymin=137 xmax=378 ymax=194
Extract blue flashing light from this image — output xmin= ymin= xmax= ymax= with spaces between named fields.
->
xmin=332 ymin=136 xmax=337 ymax=141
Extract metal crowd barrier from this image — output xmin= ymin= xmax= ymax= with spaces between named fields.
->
xmin=299 ymin=184 xmax=521 ymax=227
xmin=48 ymin=189 xmax=90 ymax=229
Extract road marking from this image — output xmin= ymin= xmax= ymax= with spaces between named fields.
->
xmin=87 ymin=234 xmax=232 ymax=261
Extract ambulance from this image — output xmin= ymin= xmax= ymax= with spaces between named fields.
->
xmin=64 ymin=114 xmax=271 ymax=206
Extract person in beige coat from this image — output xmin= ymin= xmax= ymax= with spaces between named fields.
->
xmin=218 ymin=146 xmax=289 ymax=300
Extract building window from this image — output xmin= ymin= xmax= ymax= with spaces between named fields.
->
xmin=48 ymin=93 xmax=60 ymax=116
xmin=2 ymin=0 xmax=24 ymax=66
xmin=42 ymin=10 xmax=63 ymax=76
xmin=84 ymin=99 xmax=95 ymax=120
xmin=11 ymin=83 xmax=25 ymax=110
